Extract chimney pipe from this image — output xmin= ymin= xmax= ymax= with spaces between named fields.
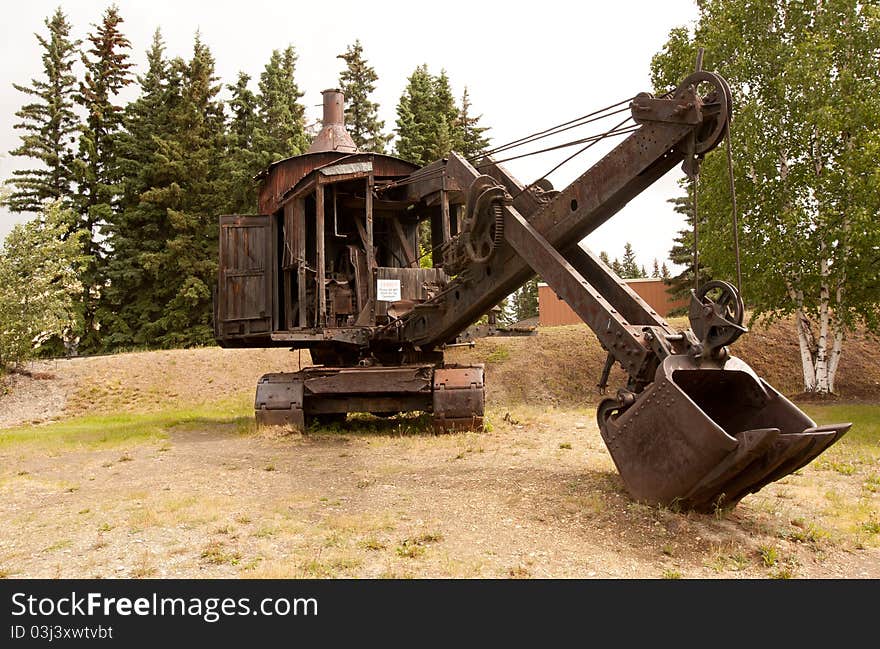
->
xmin=306 ymin=89 xmax=358 ymax=154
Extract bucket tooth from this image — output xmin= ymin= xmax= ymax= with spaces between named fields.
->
xmin=599 ymin=355 xmax=850 ymax=511
xmin=680 ymin=427 xmax=779 ymax=511
xmin=719 ymin=424 xmax=850 ymax=505
xmin=688 ymin=431 xmax=816 ymax=511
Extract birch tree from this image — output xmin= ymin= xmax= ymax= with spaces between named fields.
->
xmin=652 ymin=0 xmax=880 ymax=394
xmin=0 ymin=202 xmax=87 ymax=369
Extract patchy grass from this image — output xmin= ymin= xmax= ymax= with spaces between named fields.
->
xmin=131 ymin=552 xmax=158 ymax=578
xmin=299 ymin=556 xmax=362 ymax=578
xmin=0 ymin=400 xmax=252 ymax=451
xmin=485 ymin=345 xmax=510 ymax=364
xmin=769 ymin=565 xmax=796 ymax=580
xmin=795 ymin=404 xmax=880 ymax=547
xmin=396 ymin=543 xmax=425 ymax=559
xmin=43 ymin=539 xmax=72 ymax=553
xmin=359 ymin=538 xmax=386 ymax=551
xmin=253 ymin=525 xmax=277 ymax=539
xmin=508 ymin=565 xmax=531 ymax=579
xmin=396 ymin=532 xmax=443 ymax=559
xmin=200 ymin=541 xmax=242 ymax=566
xmin=860 ymin=519 xmax=880 ymax=535
xmin=782 ymin=519 xmax=830 ymax=545
xmin=704 ymin=545 xmax=752 ymax=573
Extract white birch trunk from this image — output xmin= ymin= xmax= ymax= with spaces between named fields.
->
xmin=814 ymin=251 xmax=831 ymax=394
xmin=827 ymin=263 xmax=847 ymax=394
xmin=787 ymin=282 xmax=816 ymax=392
xmin=827 ymin=327 xmax=844 ymax=394
xmin=828 ymin=211 xmax=850 ymax=395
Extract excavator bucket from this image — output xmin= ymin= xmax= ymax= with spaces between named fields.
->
xmin=599 ymin=355 xmax=850 ymax=512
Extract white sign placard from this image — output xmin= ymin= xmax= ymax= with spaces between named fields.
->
xmin=376 ymin=278 xmax=402 ymax=302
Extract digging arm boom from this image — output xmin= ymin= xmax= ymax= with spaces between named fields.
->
xmin=389 ymin=72 xmax=730 ymax=384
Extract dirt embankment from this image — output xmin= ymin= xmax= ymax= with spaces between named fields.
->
xmin=447 ymin=317 xmax=880 ymax=407
xmin=0 ymin=348 xmax=302 ymax=427
xmin=1 ymin=316 xmax=878 ymax=427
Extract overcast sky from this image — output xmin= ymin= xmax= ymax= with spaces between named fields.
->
xmin=1 ymin=0 xmax=699 ymax=269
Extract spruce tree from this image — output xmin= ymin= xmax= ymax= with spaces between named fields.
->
xmin=223 ymin=71 xmax=259 ymax=213
xmin=116 ymin=30 xmax=172 ymax=209
xmin=150 ymin=35 xmax=227 ymax=347
xmin=5 ymin=9 xmax=80 ymax=213
xmin=102 ymin=32 xmax=226 ymax=348
xmin=223 ymin=46 xmax=309 ymax=213
xmin=101 ymin=30 xmax=176 ymax=348
xmin=255 ymin=46 xmax=307 ymax=166
xmin=394 ymin=64 xmax=435 ymax=165
xmin=74 ymin=4 xmax=133 ymax=221
xmin=455 ymin=87 xmax=491 ymax=159
xmin=428 ymin=70 xmax=459 ymax=161
xmin=228 ymin=72 xmax=258 ymax=147
xmin=395 ymin=67 xmax=492 ymax=165
xmin=652 ymin=258 xmax=660 ymax=278
xmin=512 ymin=277 xmax=539 ymax=322
xmin=620 ymin=242 xmax=642 ymax=279
xmin=73 ymin=4 xmax=133 ymax=351
xmin=337 ymin=40 xmax=388 ymax=153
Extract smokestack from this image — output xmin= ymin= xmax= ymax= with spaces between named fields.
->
xmin=306 ymin=89 xmax=358 ymax=154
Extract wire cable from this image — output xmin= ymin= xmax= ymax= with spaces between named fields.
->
xmin=511 ymin=114 xmax=636 ymax=201
xmin=726 ymin=132 xmax=742 ymax=293
xmin=471 ymin=100 xmax=634 ymax=162
xmin=479 ymin=122 xmax=638 ymax=167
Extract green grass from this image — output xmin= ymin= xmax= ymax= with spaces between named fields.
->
xmin=0 ymin=399 xmax=252 ymax=451
xmin=860 ymin=519 xmax=880 ymax=535
xmin=758 ymin=544 xmax=778 ymax=567
xmin=485 ymin=345 xmax=510 ymax=363
xmin=801 ymin=404 xmax=880 ymax=461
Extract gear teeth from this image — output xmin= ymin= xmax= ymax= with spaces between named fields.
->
xmin=493 ymin=203 xmax=504 ymax=248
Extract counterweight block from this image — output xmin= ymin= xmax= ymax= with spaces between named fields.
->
xmin=598 ymin=355 xmax=850 ymax=512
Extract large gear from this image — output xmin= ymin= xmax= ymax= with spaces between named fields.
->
xmin=461 ymin=175 xmax=510 ymax=265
